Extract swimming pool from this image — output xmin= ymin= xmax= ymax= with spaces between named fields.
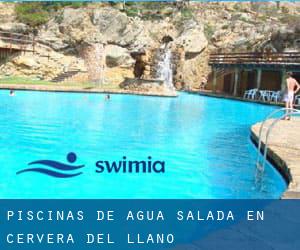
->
xmin=0 ymin=90 xmax=286 ymax=198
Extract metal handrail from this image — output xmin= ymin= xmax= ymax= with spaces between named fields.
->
xmin=256 ymin=108 xmax=300 ymax=171
xmin=261 ymin=110 xmax=300 ymax=170
xmin=0 ymin=31 xmax=34 ymax=53
xmin=0 ymin=36 xmax=32 ymax=44
xmin=0 ymin=30 xmax=32 ymax=38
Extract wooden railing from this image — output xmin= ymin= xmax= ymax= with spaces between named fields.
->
xmin=0 ymin=30 xmax=35 ymax=52
xmin=209 ymin=52 xmax=300 ymax=65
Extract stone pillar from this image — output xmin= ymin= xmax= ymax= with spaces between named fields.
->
xmin=230 ymin=73 xmax=235 ymax=94
xmin=212 ymin=67 xmax=217 ymax=93
xmin=256 ymin=68 xmax=262 ymax=89
xmin=233 ymin=67 xmax=239 ymax=96
xmin=80 ymin=43 xmax=106 ymax=85
xmin=280 ymin=68 xmax=286 ymax=91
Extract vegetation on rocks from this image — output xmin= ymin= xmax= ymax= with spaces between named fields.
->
xmin=15 ymin=2 xmax=87 ymax=27
xmin=204 ymin=24 xmax=215 ymax=41
xmin=15 ymin=3 xmax=50 ymax=27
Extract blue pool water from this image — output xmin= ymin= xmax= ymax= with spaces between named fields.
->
xmin=0 ymin=90 xmax=286 ymax=198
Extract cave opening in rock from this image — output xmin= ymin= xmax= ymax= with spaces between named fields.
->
xmin=161 ymin=35 xmax=174 ymax=45
xmin=131 ymin=51 xmax=147 ymax=79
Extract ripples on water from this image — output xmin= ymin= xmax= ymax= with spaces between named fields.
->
xmin=0 ymin=91 xmax=286 ymax=198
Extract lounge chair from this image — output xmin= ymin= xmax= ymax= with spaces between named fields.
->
xmin=295 ymin=95 xmax=300 ymax=105
xmin=270 ymin=91 xmax=282 ymax=103
xmin=259 ymin=90 xmax=271 ymax=101
xmin=243 ymin=88 xmax=258 ymax=100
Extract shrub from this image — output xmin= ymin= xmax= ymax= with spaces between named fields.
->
xmin=15 ymin=3 xmax=50 ymax=27
xmin=180 ymin=8 xmax=193 ymax=19
xmin=124 ymin=8 xmax=140 ymax=18
xmin=279 ymin=14 xmax=300 ymax=26
xmin=15 ymin=2 xmax=88 ymax=27
xmin=204 ymin=23 xmax=215 ymax=40
xmin=281 ymin=6 xmax=289 ymax=14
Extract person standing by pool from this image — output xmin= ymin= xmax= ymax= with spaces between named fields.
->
xmin=200 ymin=76 xmax=207 ymax=90
xmin=284 ymin=72 xmax=300 ymax=120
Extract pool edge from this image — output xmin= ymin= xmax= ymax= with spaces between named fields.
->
xmin=184 ymin=90 xmax=285 ymax=107
xmin=250 ymin=122 xmax=300 ymax=199
xmin=0 ymin=84 xmax=178 ymax=98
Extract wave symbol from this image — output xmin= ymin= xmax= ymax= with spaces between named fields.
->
xmin=16 ymin=153 xmax=84 ymax=178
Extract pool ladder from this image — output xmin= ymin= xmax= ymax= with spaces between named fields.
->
xmin=255 ymin=108 xmax=300 ymax=184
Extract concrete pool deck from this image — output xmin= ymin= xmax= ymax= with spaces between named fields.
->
xmin=251 ymin=118 xmax=300 ymax=199
xmin=187 ymin=90 xmax=287 ymax=107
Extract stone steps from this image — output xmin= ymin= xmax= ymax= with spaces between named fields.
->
xmin=51 ymin=70 xmax=82 ymax=83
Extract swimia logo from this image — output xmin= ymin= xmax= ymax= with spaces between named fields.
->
xmin=16 ymin=153 xmax=165 ymax=178
xmin=16 ymin=153 xmax=85 ymax=178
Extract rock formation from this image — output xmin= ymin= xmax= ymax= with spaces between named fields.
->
xmin=0 ymin=2 xmax=299 ymax=90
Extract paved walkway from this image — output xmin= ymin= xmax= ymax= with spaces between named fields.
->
xmin=251 ymin=118 xmax=300 ymax=199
